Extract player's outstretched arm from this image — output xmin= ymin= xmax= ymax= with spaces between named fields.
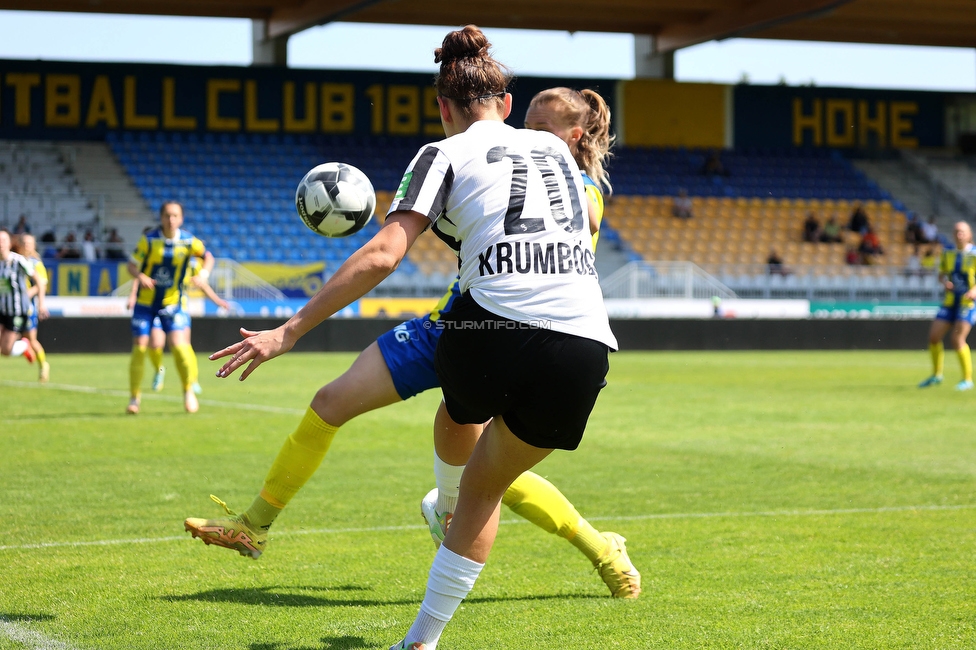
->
xmin=212 ymin=212 xmax=427 ymax=380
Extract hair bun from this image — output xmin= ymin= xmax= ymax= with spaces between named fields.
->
xmin=434 ymin=25 xmax=490 ymax=64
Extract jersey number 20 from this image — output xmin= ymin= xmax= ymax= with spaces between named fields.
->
xmin=487 ymin=146 xmax=585 ymax=236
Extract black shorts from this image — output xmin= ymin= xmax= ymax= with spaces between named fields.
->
xmin=0 ymin=313 xmax=27 ymax=334
xmin=434 ymin=292 xmax=609 ymax=451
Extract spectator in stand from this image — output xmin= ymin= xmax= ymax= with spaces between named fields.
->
xmin=820 ymin=214 xmax=843 ymax=243
xmin=920 ymin=246 xmax=938 ymax=273
xmin=767 ymin=248 xmax=790 ymax=275
xmin=858 ymin=225 xmax=884 ymax=264
xmin=13 ymin=214 xmax=31 ymax=235
xmin=104 ymin=228 xmax=127 ymax=260
xmin=921 ymin=216 xmax=939 ymax=244
xmin=905 ymin=213 xmax=924 ymax=244
xmin=845 ymin=246 xmax=861 ymax=265
xmin=802 ymin=211 xmax=821 ymax=243
xmin=848 ymin=202 xmax=869 ymax=234
xmin=39 ymin=230 xmax=58 ymax=259
xmin=81 ymin=230 xmax=98 ymax=261
xmin=672 ymin=188 xmax=693 ymax=219
xmin=700 ymin=149 xmax=729 ymax=177
xmin=57 ymin=232 xmax=81 ymax=259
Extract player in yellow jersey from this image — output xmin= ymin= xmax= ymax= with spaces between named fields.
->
xmin=12 ymin=234 xmax=50 ymax=381
xmin=186 ymin=86 xmax=640 ymax=600
xmin=919 ymin=221 xmax=976 ymax=391
xmin=127 ymin=201 xmax=214 ymax=414
xmin=129 ymin=255 xmax=229 ymax=395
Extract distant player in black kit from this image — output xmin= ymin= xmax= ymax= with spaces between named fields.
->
xmin=0 ymin=229 xmax=43 ymax=361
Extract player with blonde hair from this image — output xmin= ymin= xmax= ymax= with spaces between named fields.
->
xmin=918 ymin=220 xmax=976 ymax=390
xmin=12 ymin=233 xmax=50 ymax=381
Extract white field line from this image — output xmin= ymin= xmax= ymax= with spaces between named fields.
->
xmin=1 ymin=503 xmax=973 ymax=553
xmin=0 ymin=618 xmax=77 ymax=650
xmin=0 ymin=379 xmax=305 ymax=416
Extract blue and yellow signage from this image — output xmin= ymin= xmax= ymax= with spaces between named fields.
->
xmin=734 ymin=85 xmax=945 ymax=149
xmin=0 ymin=60 xmax=613 ymax=142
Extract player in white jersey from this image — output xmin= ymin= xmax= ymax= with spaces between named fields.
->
xmin=209 ymin=26 xmax=617 ymax=650
xmin=13 ymin=234 xmax=50 ymax=381
xmin=185 ymin=84 xmax=639 ymax=602
xmin=0 ymin=230 xmax=43 ymax=361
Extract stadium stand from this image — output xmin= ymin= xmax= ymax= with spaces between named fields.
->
xmin=601 ymin=146 xmax=921 ymax=277
xmin=0 ymin=141 xmax=99 ymax=242
xmin=103 ymin=134 xmax=918 ymax=277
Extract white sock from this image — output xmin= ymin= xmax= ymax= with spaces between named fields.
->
xmin=433 ymin=452 xmax=464 ymax=515
xmin=10 ymin=338 xmax=27 ymax=357
xmin=404 ymin=546 xmax=484 ymax=648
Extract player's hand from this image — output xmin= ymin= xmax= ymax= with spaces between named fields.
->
xmin=945 ymin=281 xmax=954 ymax=291
xmin=211 ymin=327 xmax=294 ymax=381
xmin=38 ymin=306 xmax=49 ymax=321
xmin=137 ymin=273 xmax=155 ymax=289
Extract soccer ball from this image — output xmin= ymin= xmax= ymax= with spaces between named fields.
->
xmin=295 ymin=162 xmax=376 ymax=238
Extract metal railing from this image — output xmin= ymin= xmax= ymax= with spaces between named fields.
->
xmin=601 ymin=261 xmax=738 ymax=300
xmin=211 ymin=258 xmax=287 ymax=301
xmin=112 ymin=258 xmax=286 ymax=301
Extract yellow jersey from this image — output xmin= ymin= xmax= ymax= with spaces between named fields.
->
xmin=939 ymin=246 xmax=976 ymax=309
xmin=130 ymin=227 xmax=206 ymax=311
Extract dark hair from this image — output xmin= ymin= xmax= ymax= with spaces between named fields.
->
xmin=434 ymin=25 xmax=512 ymax=117
xmin=159 ymin=200 xmax=184 ymax=216
xmin=527 ymin=87 xmax=614 ymax=193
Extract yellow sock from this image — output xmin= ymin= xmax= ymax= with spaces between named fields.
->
xmin=129 ymin=344 xmax=147 ymax=398
xmin=249 ymin=407 xmax=339 ymax=528
xmin=171 ymin=343 xmax=195 ymax=391
xmin=35 ymin=347 xmax=46 ymax=365
xmin=958 ymin=343 xmax=972 ymax=382
xmin=503 ymin=471 xmax=608 ymax=564
xmin=930 ymin=341 xmax=944 ymax=377
xmin=147 ymin=346 xmax=163 ymax=372
xmin=186 ymin=347 xmax=199 ymax=386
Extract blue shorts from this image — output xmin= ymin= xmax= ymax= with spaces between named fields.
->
xmin=376 ymin=315 xmax=442 ymax=400
xmin=131 ymin=304 xmax=190 ymax=338
xmin=936 ymin=303 xmax=976 ymax=326
xmin=152 ymin=313 xmax=191 ymax=330
xmin=27 ymin=309 xmax=38 ymax=331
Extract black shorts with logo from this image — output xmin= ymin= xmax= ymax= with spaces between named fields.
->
xmin=434 ymin=292 xmax=609 ymax=451
xmin=0 ymin=313 xmax=27 ymax=334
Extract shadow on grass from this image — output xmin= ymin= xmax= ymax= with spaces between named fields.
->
xmin=161 ymin=585 xmax=601 ymax=608
xmin=249 ymin=636 xmax=369 ymax=650
xmin=0 ymin=613 xmax=56 ymax=622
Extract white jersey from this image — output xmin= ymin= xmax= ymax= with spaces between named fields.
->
xmin=390 ymin=120 xmax=617 ymax=350
xmin=0 ymin=252 xmax=32 ymax=318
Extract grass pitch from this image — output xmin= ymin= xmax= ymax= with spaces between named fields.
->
xmin=1 ymin=349 xmax=975 ymax=649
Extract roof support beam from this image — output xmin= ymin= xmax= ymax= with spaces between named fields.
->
xmin=266 ymin=0 xmax=387 ymax=40
xmin=654 ymin=0 xmax=853 ymax=53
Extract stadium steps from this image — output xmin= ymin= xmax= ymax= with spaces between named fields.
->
xmin=62 ymin=141 xmax=155 ymax=248
xmin=851 ymin=156 xmax=971 ymax=230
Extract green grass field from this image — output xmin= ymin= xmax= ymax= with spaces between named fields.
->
xmin=2 ymin=350 xmax=975 ymax=649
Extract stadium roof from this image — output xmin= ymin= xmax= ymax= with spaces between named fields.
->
xmin=8 ymin=0 xmax=976 ymax=51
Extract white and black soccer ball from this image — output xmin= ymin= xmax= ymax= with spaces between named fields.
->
xmin=295 ymin=162 xmax=376 ymax=238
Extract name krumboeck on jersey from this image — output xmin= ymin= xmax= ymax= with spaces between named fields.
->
xmin=475 ymin=239 xmax=597 ymax=277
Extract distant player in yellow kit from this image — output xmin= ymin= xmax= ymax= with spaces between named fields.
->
xmin=127 ymin=202 xmax=214 ymax=414
xmin=919 ymin=221 xmax=976 ymax=391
